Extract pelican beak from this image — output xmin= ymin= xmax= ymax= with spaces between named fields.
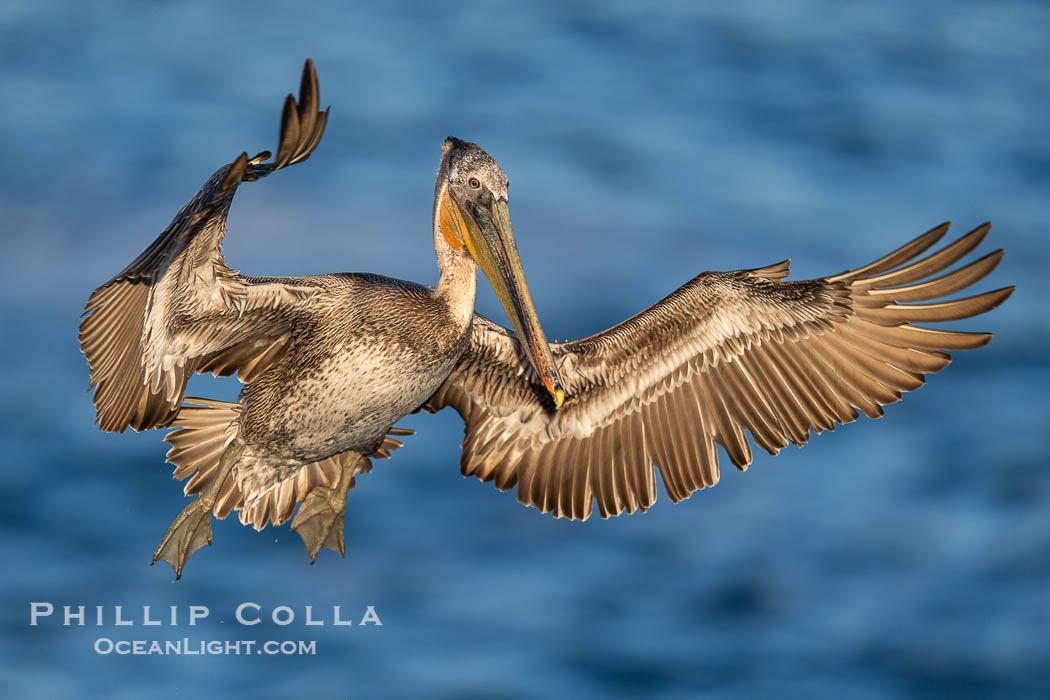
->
xmin=444 ymin=191 xmax=565 ymax=408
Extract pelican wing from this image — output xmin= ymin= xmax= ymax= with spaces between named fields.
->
xmin=79 ymin=59 xmax=329 ymax=432
xmin=425 ymin=223 xmax=1012 ymax=520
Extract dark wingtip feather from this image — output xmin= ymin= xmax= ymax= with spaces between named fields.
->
xmin=986 ymin=285 xmax=1015 ymax=310
xmin=302 ymin=108 xmax=329 ymax=160
xmin=222 ymin=152 xmax=249 ymax=191
xmin=274 ymin=93 xmax=301 ymax=168
xmin=297 ymin=58 xmax=319 ymax=137
xmin=263 ymin=61 xmax=328 ymax=171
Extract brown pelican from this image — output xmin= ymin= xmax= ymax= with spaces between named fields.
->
xmin=80 ymin=60 xmax=1012 ymax=578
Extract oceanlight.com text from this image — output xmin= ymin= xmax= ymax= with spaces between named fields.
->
xmin=94 ymin=638 xmax=317 ymax=656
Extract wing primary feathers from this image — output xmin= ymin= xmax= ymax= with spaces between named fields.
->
xmin=851 ymin=222 xmax=990 ymax=289
xmin=864 ymin=249 xmax=1004 ymax=302
xmin=827 ymin=221 xmax=951 ymax=283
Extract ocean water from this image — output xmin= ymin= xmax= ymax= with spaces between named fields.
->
xmin=1 ymin=1 xmax=1048 ymax=698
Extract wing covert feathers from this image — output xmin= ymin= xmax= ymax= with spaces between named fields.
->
xmin=426 ymin=222 xmax=1012 ymax=521
xmin=79 ymin=59 xmax=328 ymax=433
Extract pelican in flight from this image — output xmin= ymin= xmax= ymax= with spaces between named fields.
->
xmin=80 ymin=60 xmax=1012 ymax=577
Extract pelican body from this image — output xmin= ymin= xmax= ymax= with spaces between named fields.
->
xmin=239 ymin=275 xmax=465 ymax=471
xmin=80 ymin=61 xmax=1012 ymax=578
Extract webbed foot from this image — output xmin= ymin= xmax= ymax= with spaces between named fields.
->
xmin=152 ymin=440 xmax=243 ymax=578
xmin=291 ymin=452 xmax=359 ymax=563
xmin=151 ymin=499 xmax=212 ymax=580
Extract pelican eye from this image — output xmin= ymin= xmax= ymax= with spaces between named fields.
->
xmin=468 ymin=177 xmax=481 ymax=190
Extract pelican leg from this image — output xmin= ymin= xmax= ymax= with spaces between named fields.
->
xmin=152 ymin=440 xmax=244 ymax=579
xmin=291 ymin=451 xmax=361 ymax=564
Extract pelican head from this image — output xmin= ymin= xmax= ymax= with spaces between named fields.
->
xmin=436 ymin=136 xmax=565 ymax=408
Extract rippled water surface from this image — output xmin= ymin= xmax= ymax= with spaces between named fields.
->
xmin=2 ymin=1 xmax=1048 ymax=698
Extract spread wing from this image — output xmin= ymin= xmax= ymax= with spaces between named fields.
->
xmin=79 ymin=59 xmax=329 ymax=432
xmin=425 ymin=222 xmax=1013 ymax=520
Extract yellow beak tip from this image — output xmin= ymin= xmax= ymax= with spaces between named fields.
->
xmin=553 ymin=388 xmax=565 ymax=408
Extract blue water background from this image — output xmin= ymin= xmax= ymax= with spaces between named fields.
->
xmin=1 ymin=1 xmax=1048 ymax=698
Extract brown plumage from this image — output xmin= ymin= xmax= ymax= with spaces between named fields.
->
xmin=79 ymin=59 xmax=1012 ymax=577
xmin=426 ymin=223 xmax=1012 ymax=520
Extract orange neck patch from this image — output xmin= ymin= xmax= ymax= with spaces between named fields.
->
xmin=439 ymin=192 xmax=465 ymax=249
